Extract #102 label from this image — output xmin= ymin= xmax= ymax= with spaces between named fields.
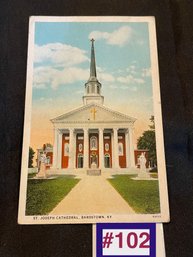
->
xmin=97 ymin=223 xmax=156 ymax=257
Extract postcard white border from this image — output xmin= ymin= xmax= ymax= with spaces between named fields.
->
xmin=18 ymin=16 xmax=170 ymax=224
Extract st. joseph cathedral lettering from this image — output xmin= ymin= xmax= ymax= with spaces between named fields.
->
xmin=51 ymin=39 xmax=136 ymax=172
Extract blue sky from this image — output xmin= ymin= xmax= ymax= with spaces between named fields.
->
xmin=30 ymin=21 xmax=154 ymax=150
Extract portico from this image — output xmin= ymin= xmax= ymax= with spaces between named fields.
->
xmin=52 ymin=125 xmax=135 ymax=170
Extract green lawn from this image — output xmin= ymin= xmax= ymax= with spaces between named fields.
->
xmin=108 ymin=175 xmax=160 ymax=214
xmin=150 ymin=173 xmax=158 ymax=179
xmin=28 ymin=173 xmax=37 ymax=178
xmin=26 ymin=176 xmax=80 ymax=215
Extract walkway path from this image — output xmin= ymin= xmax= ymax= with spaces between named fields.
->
xmin=50 ymin=175 xmax=135 ymax=214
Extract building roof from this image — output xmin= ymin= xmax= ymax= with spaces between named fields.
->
xmin=51 ymin=103 xmax=136 ymax=125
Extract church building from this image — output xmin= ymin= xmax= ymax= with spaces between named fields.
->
xmin=51 ymin=39 xmax=137 ymax=172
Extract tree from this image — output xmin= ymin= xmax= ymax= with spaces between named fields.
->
xmin=28 ymin=147 xmax=35 ymax=168
xmin=137 ymin=116 xmax=157 ymax=166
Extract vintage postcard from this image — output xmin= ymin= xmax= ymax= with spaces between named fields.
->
xmin=18 ymin=16 xmax=169 ymax=224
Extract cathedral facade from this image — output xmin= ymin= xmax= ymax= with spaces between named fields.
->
xmin=51 ymin=39 xmax=136 ymax=172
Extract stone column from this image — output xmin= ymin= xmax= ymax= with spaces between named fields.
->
xmin=129 ymin=127 xmax=135 ymax=167
xmin=57 ymin=131 xmax=62 ymax=169
xmin=113 ymin=128 xmax=119 ymax=169
xmin=83 ymin=128 xmax=89 ymax=169
xmin=111 ymin=130 xmax=114 ymax=168
xmin=99 ymin=128 xmax=104 ymax=169
xmin=125 ymin=129 xmax=130 ymax=168
xmin=53 ymin=128 xmax=58 ymax=168
xmin=68 ymin=128 xmax=75 ymax=169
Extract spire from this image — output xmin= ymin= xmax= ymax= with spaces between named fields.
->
xmin=89 ymin=38 xmax=97 ymax=80
xmin=82 ymin=39 xmax=104 ymax=105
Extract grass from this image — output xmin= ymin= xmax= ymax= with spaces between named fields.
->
xmin=26 ymin=176 xmax=80 ymax=215
xmin=150 ymin=173 xmax=158 ymax=179
xmin=28 ymin=173 xmax=37 ymax=178
xmin=108 ymin=175 xmax=160 ymax=214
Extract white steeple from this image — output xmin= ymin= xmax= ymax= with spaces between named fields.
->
xmin=82 ymin=39 xmax=104 ymax=105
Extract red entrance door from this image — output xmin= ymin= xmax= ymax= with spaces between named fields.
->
xmin=89 ymin=133 xmax=99 ymax=168
xmin=62 ymin=134 xmax=69 ymax=168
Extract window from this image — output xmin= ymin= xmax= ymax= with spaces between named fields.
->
xmin=104 ymin=154 xmax=110 ymax=168
xmin=90 ymin=154 xmax=98 ymax=167
xmin=105 ymin=143 xmax=109 ymax=152
xmin=64 ymin=143 xmax=69 ymax=156
xmin=79 ymin=143 xmax=83 ymax=152
xmin=90 ymin=136 xmax=97 ymax=150
xmin=97 ymin=85 xmax=100 ymax=94
xmin=118 ymin=142 xmax=124 ymax=156
xmin=91 ymin=85 xmax=95 ymax=93
xmin=77 ymin=154 xmax=83 ymax=168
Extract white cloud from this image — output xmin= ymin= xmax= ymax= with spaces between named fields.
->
xmin=39 ymin=97 xmax=53 ymax=102
xmin=133 ymin=78 xmax=145 ymax=84
xmin=98 ymin=72 xmax=115 ymax=82
xmin=33 ymin=83 xmax=47 ymax=89
xmin=117 ymin=74 xmax=145 ymax=85
xmin=33 ymin=66 xmax=89 ymax=89
xmin=142 ymin=68 xmax=151 ymax=77
xmin=89 ymin=26 xmax=133 ymax=47
xmin=109 ymin=84 xmax=118 ymax=89
xmin=126 ymin=65 xmax=137 ymax=75
xmin=75 ymin=89 xmax=84 ymax=95
xmin=33 ymin=65 xmax=116 ymax=89
xmin=34 ymin=43 xmax=88 ymax=67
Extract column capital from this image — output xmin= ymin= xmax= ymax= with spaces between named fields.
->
xmin=58 ymin=129 xmax=63 ymax=135
xmin=99 ymin=128 xmax=104 ymax=132
xmin=113 ymin=128 xmax=119 ymax=132
xmin=126 ymin=128 xmax=130 ymax=134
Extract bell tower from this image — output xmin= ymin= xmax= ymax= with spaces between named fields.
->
xmin=82 ymin=39 xmax=104 ymax=105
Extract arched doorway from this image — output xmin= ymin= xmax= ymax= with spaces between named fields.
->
xmin=104 ymin=154 xmax=111 ymax=168
xmin=90 ymin=153 xmax=98 ymax=168
xmin=77 ymin=154 xmax=83 ymax=168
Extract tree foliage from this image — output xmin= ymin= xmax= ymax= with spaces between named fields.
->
xmin=137 ymin=116 xmax=157 ymax=166
xmin=28 ymin=147 xmax=35 ymax=168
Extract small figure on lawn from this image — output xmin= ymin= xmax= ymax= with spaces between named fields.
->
xmin=36 ymin=144 xmax=47 ymax=178
xmin=139 ymin=152 xmax=147 ymax=171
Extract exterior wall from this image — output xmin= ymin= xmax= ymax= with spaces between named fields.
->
xmin=103 ymin=133 xmax=112 ymax=168
xmin=89 ymin=133 xmax=99 ymax=168
xmin=76 ymin=133 xmax=84 ymax=168
xmin=134 ymin=149 xmax=149 ymax=168
xmin=62 ymin=134 xmax=69 ymax=168
xmin=118 ymin=133 xmax=126 ymax=168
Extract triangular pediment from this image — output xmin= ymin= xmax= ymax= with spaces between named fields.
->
xmin=51 ymin=103 xmax=136 ymax=124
